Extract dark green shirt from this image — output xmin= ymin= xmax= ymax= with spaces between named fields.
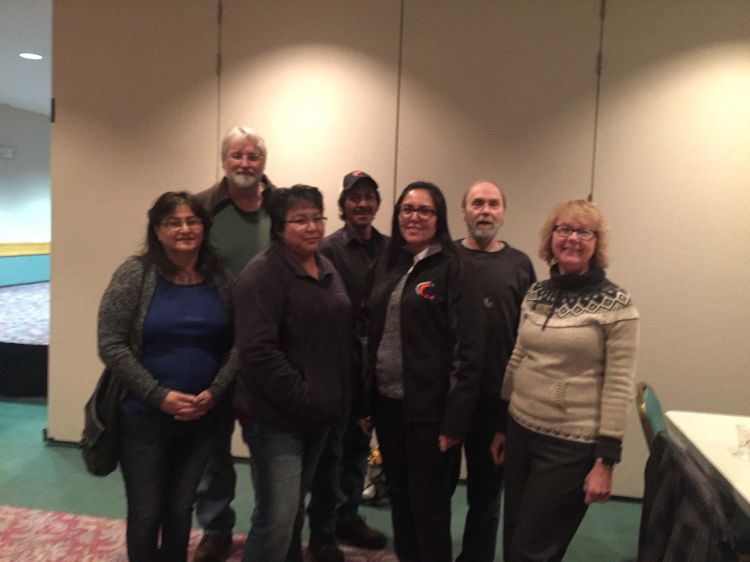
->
xmin=210 ymin=202 xmax=271 ymax=275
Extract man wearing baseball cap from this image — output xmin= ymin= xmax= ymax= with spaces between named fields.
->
xmin=306 ymin=171 xmax=389 ymax=562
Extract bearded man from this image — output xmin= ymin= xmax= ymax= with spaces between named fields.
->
xmin=453 ymin=180 xmax=536 ymax=562
xmin=192 ymin=126 xmax=275 ymax=562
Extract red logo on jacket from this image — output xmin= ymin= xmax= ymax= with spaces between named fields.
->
xmin=415 ymin=281 xmax=436 ymax=300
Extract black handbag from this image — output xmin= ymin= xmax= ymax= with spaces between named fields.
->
xmin=81 ymin=368 xmax=124 ymax=476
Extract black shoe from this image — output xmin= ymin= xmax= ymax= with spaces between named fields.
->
xmin=336 ymin=516 xmax=387 ymax=550
xmin=193 ymin=532 xmax=232 ymax=562
xmin=308 ymin=535 xmax=345 ymax=562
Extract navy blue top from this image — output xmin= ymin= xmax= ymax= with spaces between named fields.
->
xmin=125 ymin=277 xmax=230 ymax=412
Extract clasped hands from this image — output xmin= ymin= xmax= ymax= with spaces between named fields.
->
xmin=160 ymin=390 xmax=214 ymax=421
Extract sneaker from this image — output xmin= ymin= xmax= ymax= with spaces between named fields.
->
xmin=308 ymin=535 xmax=345 ymax=562
xmin=336 ymin=516 xmax=387 ymax=550
xmin=193 ymin=533 xmax=232 ymax=562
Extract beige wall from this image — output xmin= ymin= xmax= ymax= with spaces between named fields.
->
xmin=49 ymin=0 xmax=218 ymax=441
xmin=49 ymin=0 xmax=750 ymax=498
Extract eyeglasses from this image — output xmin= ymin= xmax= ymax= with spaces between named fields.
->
xmin=228 ymin=152 xmax=265 ymax=162
xmin=398 ymin=205 xmax=437 ymax=219
xmin=161 ymin=217 xmax=203 ymax=230
xmin=285 ymin=216 xmax=327 ymax=227
xmin=553 ymin=225 xmax=597 ymax=241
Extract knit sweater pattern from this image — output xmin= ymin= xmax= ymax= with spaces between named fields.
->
xmin=502 ymin=271 xmax=639 ymax=446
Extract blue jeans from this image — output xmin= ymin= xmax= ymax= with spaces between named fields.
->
xmin=242 ymin=421 xmax=330 ymax=562
xmin=119 ymin=406 xmax=216 ymax=562
xmin=308 ymin=415 xmax=371 ymax=539
xmin=195 ymin=400 xmax=237 ymax=534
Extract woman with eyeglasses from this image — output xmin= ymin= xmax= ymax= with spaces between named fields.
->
xmin=360 ymin=181 xmax=481 ymax=562
xmin=232 ymin=185 xmax=351 ymax=562
xmin=97 ymin=191 xmax=236 ymax=561
xmin=495 ymin=200 xmax=639 ymax=562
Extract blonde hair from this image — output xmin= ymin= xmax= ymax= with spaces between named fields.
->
xmin=538 ymin=199 xmax=610 ymax=269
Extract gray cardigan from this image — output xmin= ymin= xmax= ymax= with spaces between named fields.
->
xmin=97 ymin=257 xmax=237 ymax=409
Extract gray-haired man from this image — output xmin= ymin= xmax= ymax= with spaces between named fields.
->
xmin=193 ymin=126 xmax=275 ymax=562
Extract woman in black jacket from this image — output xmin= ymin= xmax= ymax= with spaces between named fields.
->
xmin=232 ymin=186 xmax=352 ymax=562
xmin=361 ymin=181 xmax=481 ymax=562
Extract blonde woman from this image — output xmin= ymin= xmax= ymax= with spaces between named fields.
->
xmin=496 ymin=200 xmax=639 ymax=562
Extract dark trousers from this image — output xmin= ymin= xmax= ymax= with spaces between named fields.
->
xmin=503 ymin=416 xmax=594 ymax=562
xmin=374 ymin=395 xmax=459 ymax=562
xmin=308 ymin=414 xmax=371 ymax=539
xmin=456 ymin=396 xmax=504 ymax=562
xmin=195 ymin=400 xmax=237 ymax=534
xmin=119 ymin=406 xmax=215 ymax=562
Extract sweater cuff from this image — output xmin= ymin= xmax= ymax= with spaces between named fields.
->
xmin=594 ymin=435 xmax=623 ymax=464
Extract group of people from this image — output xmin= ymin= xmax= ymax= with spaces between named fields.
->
xmin=97 ymin=125 xmax=639 ymax=562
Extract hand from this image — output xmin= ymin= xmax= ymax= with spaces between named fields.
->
xmin=438 ymin=434 xmax=460 ymax=452
xmin=489 ymin=432 xmax=506 ymax=466
xmin=160 ymin=390 xmax=196 ymax=416
xmin=357 ymin=417 xmax=373 ymax=436
xmin=192 ymin=390 xmax=214 ymax=412
xmin=173 ymin=391 xmax=214 ymax=421
xmin=583 ymin=462 xmax=613 ymax=505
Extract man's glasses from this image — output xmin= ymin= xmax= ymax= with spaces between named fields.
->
xmin=228 ymin=152 xmax=265 ymax=162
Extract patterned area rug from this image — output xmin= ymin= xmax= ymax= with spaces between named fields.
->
xmin=0 ymin=282 xmax=49 ymax=345
xmin=0 ymin=505 xmax=397 ymax=561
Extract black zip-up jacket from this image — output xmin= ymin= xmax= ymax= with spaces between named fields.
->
xmin=233 ymin=241 xmax=352 ymax=429
xmin=362 ymin=246 xmax=482 ymax=441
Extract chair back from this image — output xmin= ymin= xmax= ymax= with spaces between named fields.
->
xmin=636 ymin=382 xmax=667 ymax=450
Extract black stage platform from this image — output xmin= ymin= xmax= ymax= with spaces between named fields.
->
xmin=0 ymin=283 xmax=49 ymax=397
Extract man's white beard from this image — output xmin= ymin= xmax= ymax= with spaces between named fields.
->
xmin=229 ymin=171 xmax=259 ymax=190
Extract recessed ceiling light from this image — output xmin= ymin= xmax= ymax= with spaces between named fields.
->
xmin=19 ymin=52 xmax=43 ymax=60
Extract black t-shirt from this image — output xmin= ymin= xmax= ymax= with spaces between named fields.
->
xmin=455 ymin=240 xmax=536 ymax=396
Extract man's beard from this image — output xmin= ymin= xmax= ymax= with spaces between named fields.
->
xmin=469 ymin=218 xmax=501 ymax=246
xmin=229 ymin=171 xmax=260 ymax=190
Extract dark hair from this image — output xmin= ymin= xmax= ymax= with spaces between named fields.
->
xmin=142 ymin=191 xmax=221 ymax=277
xmin=337 ymin=179 xmax=381 ymax=221
xmin=266 ymin=184 xmax=324 ymax=241
xmin=385 ymin=181 xmax=456 ymax=269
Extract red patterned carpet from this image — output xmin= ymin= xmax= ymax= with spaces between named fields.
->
xmin=0 ymin=505 xmax=397 ymax=561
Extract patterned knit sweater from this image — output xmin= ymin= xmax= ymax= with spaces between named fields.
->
xmin=501 ymin=267 xmax=639 ymax=461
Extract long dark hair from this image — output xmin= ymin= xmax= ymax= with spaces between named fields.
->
xmin=142 ymin=191 xmax=221 ymax=278
xmin=385 ymin=181 xmax=456 ymax=269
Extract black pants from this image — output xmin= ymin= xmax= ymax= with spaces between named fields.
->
xmin=374 ymin=395 xmax=459 ymax=562
xmin=503 ymin=416 xmax=594 ymax=562
xmin=456 ymin=396 xmax=504 ymax=562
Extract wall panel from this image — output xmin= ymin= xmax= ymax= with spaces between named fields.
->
xmin=397 ymin=0 xmax=600 ymax=259
xmin=48 ymin=0 xmax=218 ymax=441
xmin=596 ymin=0 xmax=750 ymax=496
xmin=218 ymin=0 xmax=402 ymax=237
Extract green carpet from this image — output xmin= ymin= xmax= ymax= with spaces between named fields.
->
xmin=0 ymin=399 xmax=640 ymax=560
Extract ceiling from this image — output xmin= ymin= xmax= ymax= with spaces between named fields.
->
xmin=0 ymin=0 xmax=51 ymax=116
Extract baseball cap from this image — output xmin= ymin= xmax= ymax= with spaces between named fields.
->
xmin=342 ymin=171 xmax=378 ymax=192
